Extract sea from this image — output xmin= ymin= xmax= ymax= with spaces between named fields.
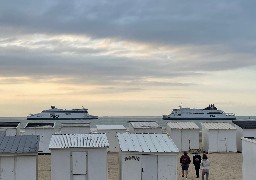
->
xmin=0 ymin=116 xmax=255 ymax=129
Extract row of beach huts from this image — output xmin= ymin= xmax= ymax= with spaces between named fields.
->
xmin=0 ymin=120 xmax=255 ymax=180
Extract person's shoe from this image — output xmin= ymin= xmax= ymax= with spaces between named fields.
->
xmin=182 ymin=175 xmax=184 ymax=177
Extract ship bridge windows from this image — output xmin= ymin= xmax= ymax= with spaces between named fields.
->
xmin=207 ymin=112 xmax=222 ymax=114
xmin=193 ymin=113 xmax=204 ymax=114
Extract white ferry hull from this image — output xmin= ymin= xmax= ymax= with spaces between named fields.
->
xmin=162 ymin=104 xmax=236 ymax=120
xmin=27 ymin=106 xmax=98 ymax=120
xmin=162 ymin=115 xmax=236 ymax=120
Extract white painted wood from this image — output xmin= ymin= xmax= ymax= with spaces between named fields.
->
xmin=51 ymin=150 xmax=71 ymax=180
xmin=15 ymin=156 xmax=37 ymax=180
xmin=242 ymin=138 xmax=256 ymax=180
xmin=0 ymin=157 xmax=15 ymax=180
xmin=142 ymin=155 xmax=157 ymax=180
xmin=87 ymin=149 xmax=108 ymax=180
xmin=72 ymin=152 xmax=87 ymax=175
xmin=158 ymin=155 xmax=177 ymax=180
xmin=121 ymin=154 xmax=142 ymax=180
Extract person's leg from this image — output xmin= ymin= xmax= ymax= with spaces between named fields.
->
xmin=185 ymin=170 xmax=188 ymax=178
xmin=202 ymin=170 xmax=205 ymax=180
xmin=182 ymin=169 xmax=184 ymax=177
xmin=205 ymin=170 xmax=209 ymax=180
xmin=196 ymin=168 xmax=199 ymax=178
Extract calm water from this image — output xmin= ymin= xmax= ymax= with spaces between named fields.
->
xmin=0 ymin=116 xmax=255 ymax=129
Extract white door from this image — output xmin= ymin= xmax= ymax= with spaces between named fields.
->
xmin=122 ymin=155 xmax=142 ymax=180
xmin=142 ymin=155 xmax=157 ymax=180
xmin=72 ymin=152 xmax=87 ymax=180
xmin=0 ymin=157 xmax=15 ymax=180
xmin=218 ymin=130 xmax=227 ymax=152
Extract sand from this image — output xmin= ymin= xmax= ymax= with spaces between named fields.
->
xmin=38 ymin=152 xmax=242 ymax=180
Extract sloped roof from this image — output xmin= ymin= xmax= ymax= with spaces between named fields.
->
xmin=0 ymin=135 xmax=39 ymax=154
xmin=201 ymin=122 xmax=236 ymax=130
xmin=96 ymin=125 xmax=126 ymax=130
xmin=130 ymin=121 xmax=160 ymax=129
xmin=49 ymin=134 xmax=109 ymax=149
xmin=232 ymin=120 xmax=256 ymax=129
xmin=167 ymin=122 xmax=200 ymax=129
xmin=117 ymin=133 xmax=179 ymax=153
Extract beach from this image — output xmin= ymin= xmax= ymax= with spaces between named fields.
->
xmin=38 ymin=152 xmax=242 ymax=180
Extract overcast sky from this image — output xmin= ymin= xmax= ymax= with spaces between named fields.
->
xmin=0 ymin=0 xmax=255 ymax=116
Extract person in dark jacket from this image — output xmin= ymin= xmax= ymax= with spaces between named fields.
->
xmin=180 ymin=151 xmax=191 ymax=179
xmin=193 ymin=152 xmax=202 ymax=178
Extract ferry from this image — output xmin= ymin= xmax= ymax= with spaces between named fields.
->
xmin=27 ymin=106 xmax=98 ymax=120
xmin=163 ymin=104 xmax=236 ymax=120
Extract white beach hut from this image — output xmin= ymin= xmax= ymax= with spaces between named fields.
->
xmin=96 ymin=125 xmax=127 ymax=152
xmin=166 ymin=122 xmax=200 ymax=151
xmin=0 ymin=135 xmax=39 ymax=180
xmin=232 ymin=120 xmax=256 ymax=152
xmin=22 ymin=122 xmax=56 ymax=153
xmin=241 ymin=137 xmax=256 ymax=180
xmin=49 ymin=134 xmax=109 ymax=180
xmin=60 ymin=122 xmax=91 ymax=134
xmin=118 ymin=133 xmax=179 ymax=180
xmin=201 ymin=122 xmax=237 ymax=153
xmin=0 ymin=122 xmax=20 ymax=136
xmin=128 ymin=121 xmax=162 ymax=133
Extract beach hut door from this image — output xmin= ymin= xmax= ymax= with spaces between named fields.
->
xmin=72 ymin=151 xmax=87 ymax=180
xmin=218 ymin=130 xmax=227 ymax=152
xmin=0 ymin=157 xmax=15 ymax=179
xmin=141 ymin=155 xmax=157 ymax=180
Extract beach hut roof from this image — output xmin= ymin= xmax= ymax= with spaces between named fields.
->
xmin=0 ymin=135 xmax=39 ymax=154
xmin=201 ymin=122 xmax=236 ymax=130
xmin=232 ymin=120 xmax=256 ymax=129
xmin=61 ymin=122 xmax=90 ymax=127
xmin=130 ymin=121 xmax=160 ymax=129
xmin=241 ymin=137 xmax=256 ymax=144
xmin=117 ymin=133 xmax=179 ymax=153
xmin=96 ymin=125 xmax=126 ymax=130
xmin=49 ymin=134 xmax=109 ymax=149
xmin=167 ymin=122 xmax=200 ymax=129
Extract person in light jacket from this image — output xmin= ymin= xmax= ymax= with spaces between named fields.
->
xmin=201 ymin=154 xmax=210 ymax=180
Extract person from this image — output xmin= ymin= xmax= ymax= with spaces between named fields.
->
xmin=193 ymin=152 xmax=201 ymax=178
xmin=201 ymin=154 xmax=210 ymax=180
xmin=180 ymin=151 xmax=191 ymax=179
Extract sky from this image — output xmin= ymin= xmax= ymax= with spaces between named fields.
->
xmin=0 ymin=0 xmax=256 ymax=117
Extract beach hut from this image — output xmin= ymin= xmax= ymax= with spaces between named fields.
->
xmin=232 ymin=120 xmax=256 ymax=152
xmin=128 ymin=121 xmax=162 ymax=133
xmin=118 ymin=133 xmax=179 ymax=180
xmin=201 ymin=122 xmax=237 ymax=153
xmin=22 ymin=122 xmax=56 ymax=153
xmin=0 ymin=135 xmax=39 ymax=180
xmin=166 ymin=122 xmax=200 ymax=151
xmin=60 ymin=122 xmax=91 ymax=134
xmin=96 ymin=125 xmax=127 ymax=152
xmin=49 ymin=134 xmax=109 ymax=180
xmin=0 ymin=122 xmax=20 ymax=136
xmin=241 ymin=137 xmax=256 ymax=180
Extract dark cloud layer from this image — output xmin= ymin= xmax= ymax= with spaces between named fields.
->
xmin=0 ymin=0 xmax=256 ymax=88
